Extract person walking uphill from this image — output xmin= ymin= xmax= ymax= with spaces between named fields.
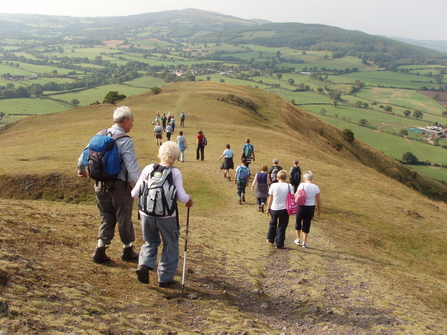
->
xmin=266 ymin=170 xmax=290 ymax=249
xmin=241 ymin=138 xmax=255 ymax=168
xmin=78 ymin=106 xmax=142 ymax=263
xmin=294 ymin=171 xmax=321 ymax=248
xmin=235 ymin=158 xmax=250 ymax=205
xmin=132 ymin=141 xmax=194 ymax=287
xmin=196 ymin=130 xmax=206 ymax=161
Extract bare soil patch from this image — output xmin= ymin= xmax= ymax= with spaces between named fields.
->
xmin=418 ymin=90 xmax=447 ymax=108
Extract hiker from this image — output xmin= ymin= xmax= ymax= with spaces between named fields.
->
xmin=165 ymin=123 xmax=173 ymax=141
xmin=77 ymin=106 xmax=142 ymax=263
xmin=154 ymin=122 xmax=163 ymax=145
xmin=266 ymin=170 xmax=290 ymax=249
xmin=241 ymin=138 xmax=255 ymax=168
xmin=180 ymin=112 xmax=185 ymax=127
xmin=251 ymin=165 xmax=271 ymax=212
xmin=161 ymin=113 xmax=167 ymax=129
xmin=177 ymin=130 xmax=188 ymax=162
xmin=294 ymin=171 xmax=321 ymax=248
xmin=167 ymin=112 xmax=172 ymax=124
xmin=170 ymin=117 xmax=176 ymax=133
xmin=218 ymin=143 xmax=234 ymax=181
xmin=196 ymin=130 xmax=206 ymax=161
xmin=131 ymin=141 xmax=194 ymax=287
xmin=235 ymin=158 xmax=251 ymax=205
xmin=268 ymin=158 xmax=283 ymax=184
xmin=289 ymin=159 xmax=302 ymax=193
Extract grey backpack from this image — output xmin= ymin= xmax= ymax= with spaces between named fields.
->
xmin=138 ymin=164 xmax=177 ymax=217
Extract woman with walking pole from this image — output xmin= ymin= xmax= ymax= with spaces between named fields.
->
xmin=131 ymin=141 xmax=194 ymax=287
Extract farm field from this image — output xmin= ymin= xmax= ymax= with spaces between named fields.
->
xmin=0 ymin=98 xmax=71 ymax=126
xmin=315 ymin=113 xmax=447 ymax=174
xmin=48 ymin=85 xmax=149 ymax=106
xmin=356 ymin=87 xmax=446 ymax=115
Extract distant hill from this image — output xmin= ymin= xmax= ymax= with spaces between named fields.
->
xmin=387 ymin=36 xmax=447 ymax=53
xmin=1 ymin=9 xmax=446 ymax=67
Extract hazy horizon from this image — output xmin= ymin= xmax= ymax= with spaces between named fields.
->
xmin=1 ymin=0 xmax=446 ymax=41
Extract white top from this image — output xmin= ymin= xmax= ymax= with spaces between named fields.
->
xmin=297 ymin=182 xmax=320 ymax=206
xmin=268 ymin=182 xmax=291 ymax=210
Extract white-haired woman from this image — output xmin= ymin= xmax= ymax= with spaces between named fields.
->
xmin=131 ymin=141 xmax=193 ymax=287
xmin=294 ymin=171 xmax=321 ymax=248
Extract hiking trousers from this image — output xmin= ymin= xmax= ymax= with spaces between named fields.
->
xmin=139 ymin=214 xmax=180 ymax=283
xmin=267 ymin=209 xmax=289 ymax=248
xmin=95 ymin=180 xmax=135 ymax=245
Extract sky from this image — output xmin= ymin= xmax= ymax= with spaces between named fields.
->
xmin=2 ymin=0 xmax=446 ymax=41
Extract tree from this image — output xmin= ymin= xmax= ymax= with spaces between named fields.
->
xmin=433 ymin=93 xmax=440 ymax=100
xmin=71 ymin=99 xmax=80 ymax=107
xmin=288 ymin=78 xmax=295 ymax=85
xmin=403 ymin=110 xmax=411 ymax=117
xmin=290 ymin=99 xmax=295 ymax=105
xmin=150 ymin=86 xmax=162 ymax=95
xmin=342 ymin=129 xmax=355 ymax=143
xmin=320 ymin=108 xmax=327 ymax=115
xmin=402 ymin=152 xmax=418 ymax=164
xmin=16 ymin=86 xmax=30 ymax=98
xmin=384 ymin=105 xmax=393 ymax=113
xmin=355 ymin=100 xmax=363 ymax=108
xmin=412 ymin=110 xmax=423 ymax=119
xmin=103 ymin=91 xmax=126 ymax=105
xmin=317 ymin=87 xmax=323 ymax=94
xmin=276 ymin=73 xmax=282 ymax=80
xmin=400 ymin=129 xmax=408 ymax=136
xmin=358 ymin=119 xmax=368 ymax=127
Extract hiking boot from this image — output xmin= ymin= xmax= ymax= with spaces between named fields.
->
xmin=294 ymin=239 xmax=301 ymax=245
xmin=121 ymin=246 xmax=139 ymax=262
xmin=92 ymin=246 xmax=111 ymax=264
xmin=238 ymin=199 xmax=242 ymax=205
xmin=242 ymin=194 xmax=246 ymax=202
xmin=261 ymin=203 xmax=265 ymax=213
xmin=158 ymin=279 xmax=176 ymax=288
xmin=136 ymin=265 xmax=150 ymax=284
xmin=302 ymin=242 xmax=308 ymax=248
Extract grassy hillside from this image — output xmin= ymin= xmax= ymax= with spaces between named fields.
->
xmin=1 ymin=82 xmax=447 ymax=334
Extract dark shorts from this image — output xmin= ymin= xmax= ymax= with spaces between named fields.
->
xmin=155 ymin=134 xmax=162 ymax=139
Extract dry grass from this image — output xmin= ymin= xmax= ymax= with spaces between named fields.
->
xmin=1 ymin=81 xmax=447 ymax=334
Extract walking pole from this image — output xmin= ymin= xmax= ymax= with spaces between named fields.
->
xmin=181 ymin=207 xmax=190 ymax=296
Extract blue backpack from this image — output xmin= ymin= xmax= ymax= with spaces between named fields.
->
xmin=82 ymin=129 xmax=128 ymax=182
xmin=237 ymin=166 xmax=248 ymax=182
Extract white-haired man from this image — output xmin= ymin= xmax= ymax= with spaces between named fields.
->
xmin=78 ymin=106 xmax=142 ymax=263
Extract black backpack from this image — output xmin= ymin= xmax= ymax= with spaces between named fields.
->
xmin=270 ymin=166 xmax=279 ymax=183
xmin=290 ymin=166 xmax=301 ymax=185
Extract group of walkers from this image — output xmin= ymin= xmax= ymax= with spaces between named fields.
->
xmin=77 ymin=105 xmax=321 ymax=289
xmin=218 ymin=138 xmax=322 ymax=249
xmin=153 ymin=111 xmax=186 ymax=145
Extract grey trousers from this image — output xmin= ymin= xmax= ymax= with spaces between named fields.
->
xmin=139 ymin=214 xmax=180 ymax=283
xmin=95 ymin=180 xmax=135 ymax=245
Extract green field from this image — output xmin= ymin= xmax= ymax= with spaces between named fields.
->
xmin=48 ymin=85 xmax=149 ymax=106
xmin=357 ymin=87 xmax=446 ymax=115
xmin=0 ymin=98 xmax=70 ymax=126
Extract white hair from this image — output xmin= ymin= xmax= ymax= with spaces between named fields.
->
xmin=113 ymin=106 xmax=133 ymax=124
xmin=158 ymin=141 xmax=180 ymax=164
xmin=303 ymin=171 xmax=313 ymax=181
